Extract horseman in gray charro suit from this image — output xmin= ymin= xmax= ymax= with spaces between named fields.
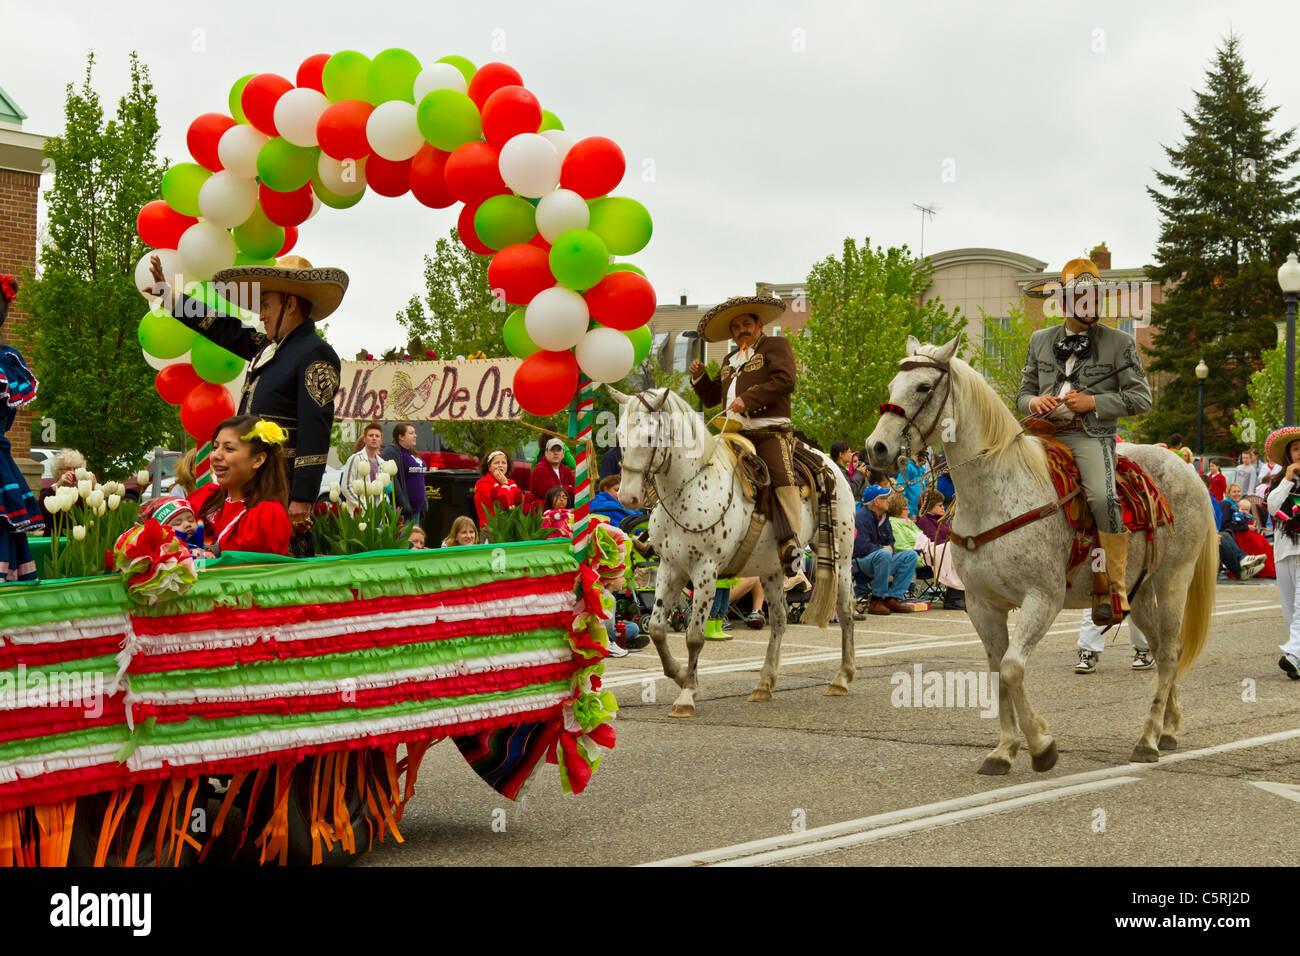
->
xmin=1016 ymin=257 xmax=1152 ymax=626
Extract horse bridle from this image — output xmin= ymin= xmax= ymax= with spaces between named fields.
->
xmin=619 ymin=389 xmax=673 ymax=482
xmin=878 ymin=354 xmax=954 ymax=467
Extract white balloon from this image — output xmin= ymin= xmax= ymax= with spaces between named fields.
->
xmin=198 ymin=171 xmax=259 ymax=229
xmin=535 ymin=189 xmax=591 ymax=243
xmin=306 ymin=193 xmax=323 ymax=220
xmin=524 ymin=286 xmax=589 ymax=351
xmin=540 ymin=129 xmax=574 ymax=161
xmin=217 ymin=125 xmax=270 ymax=178
xmin=366 ymin=101 xmax=424 ymax=161
xmin=142 ymin=347 xmax=190 ymax=372
xmin=317 ymin=154 xmax=368 ymax=195
xmin=178 ymin=221 xmax=236 ymax=281
xmin=274 ymin=87 xmax=329 ymax=147
xmin=576 ymin=326 xmax=636 ymax=383
xmin=498 ymin=133 xmax=561 ymax=199
xmin=413 ymin=64 xmax=468 ymax=101
xmin=135 ymin=248 xmax=182 ymax=301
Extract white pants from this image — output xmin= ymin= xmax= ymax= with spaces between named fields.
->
xmin=1273 ymin=554 xmax=1300 ymax=657
xmin=1076 ymin=607 xmax=1148 ymax=653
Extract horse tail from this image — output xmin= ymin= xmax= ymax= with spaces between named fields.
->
xmin=1176 ymin=523 xmax=1218 ymax=680
xmin=804 ymin=477 xmax=839 ymax=629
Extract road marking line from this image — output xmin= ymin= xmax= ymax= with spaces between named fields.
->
xmin=1249 ymin=781 xmax=1300 ymax=804
xmin=642 ymin=727 xmax=1300 ymax=866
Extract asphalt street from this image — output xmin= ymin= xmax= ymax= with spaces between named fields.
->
xmin=361 ymin=579 xmax=1300 ymax=867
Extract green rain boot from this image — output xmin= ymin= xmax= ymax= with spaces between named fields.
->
xmin=703 ymin=617 xmax=731 ymax=641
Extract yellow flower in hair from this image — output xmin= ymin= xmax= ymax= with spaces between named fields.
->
xmin=466 ymin=350 xmax=487 ymax=360
xmin=243 ymin=419 xmax=288 ymax=446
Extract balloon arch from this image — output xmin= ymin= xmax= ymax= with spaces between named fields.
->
xmin=133 ymin=48 xmax=656 ymax=443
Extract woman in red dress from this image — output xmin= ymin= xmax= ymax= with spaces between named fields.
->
xmin=474 ymin=448 xmax=523 ymax=528
xmin=189 ymin=415 xmax=293 ymax=556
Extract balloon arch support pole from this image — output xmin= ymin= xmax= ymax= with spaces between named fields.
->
xmin=570 ymin=376 xmax=596 ymax=564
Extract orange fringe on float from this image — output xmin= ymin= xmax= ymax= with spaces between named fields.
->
xmin=0 ymin=800 xmax=77 ymax=867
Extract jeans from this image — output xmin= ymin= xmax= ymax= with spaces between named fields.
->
xmin=1219 ymin=530 xmax=1245 ymax=577
xmin=710 ymin=588 xmax=731 ymax=618
xmin=854 ymin=548 xmax=918 ymax=600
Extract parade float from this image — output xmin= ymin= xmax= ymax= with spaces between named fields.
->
xmin=2 ymin=45 xmax=655 ymax=866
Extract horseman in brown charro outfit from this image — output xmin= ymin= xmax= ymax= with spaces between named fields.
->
xmin=690 ymin=295 xmax=804 ymax=575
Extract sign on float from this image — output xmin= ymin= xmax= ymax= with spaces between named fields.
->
xmin=334 ymin=357 xmax=524 ymax=421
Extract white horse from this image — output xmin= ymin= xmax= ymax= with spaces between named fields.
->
xmin=866 ymin=337 xmax=1218 ymax=773
xmin=609 ymin=387 xmax=857 ymax=717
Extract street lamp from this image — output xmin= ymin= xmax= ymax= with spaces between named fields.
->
xmin=1195 ymin=359 xmax=1209 ymax=465
xmin=1278 ymin=253 xmax=1300 ymax=426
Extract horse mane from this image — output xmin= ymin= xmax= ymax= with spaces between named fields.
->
xmin=939 ymin=352 xmax=1052 ymax=492
xmin=659 ymin=389 xmax=722 ymax=467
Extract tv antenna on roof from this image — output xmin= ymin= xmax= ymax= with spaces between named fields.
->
xmin=911 ymin=202 xmax=939 ymax=259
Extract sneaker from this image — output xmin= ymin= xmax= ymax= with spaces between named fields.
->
xmin=606 ymin=641 xmax=629 ymax=658
xmin=1131 ymin=649 xmax=1155 ymax=670
xmin=1239 ymin=555 xmax=1266 ymax=580
xmin=1074 ymin=649 xmax=1099 ymax=674
xmin=1280 ymin=653 xmax=1300 ymax=680
xmin=624 ymin=632 xmax=650 ymax=650
xmin=746 ymin=610 xmax=765 ymax=629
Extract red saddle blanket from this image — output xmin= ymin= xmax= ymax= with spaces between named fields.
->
xmin=1042 ymin=440 xmax=1175 ymax=575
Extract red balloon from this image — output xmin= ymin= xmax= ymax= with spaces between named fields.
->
xmin=410 ymin=144 xmax=455 ymax=208
xmin=277 ymin=226 xmax=298 ymax=257
xmin=457 ymin=202 xmax=494 ymax=256
xmin=259 ymin=182 xmax=314 ymax=227
xmin=513 ymin=350 xmax=579 ymax=417
xmin=481 ymin=86 xmax=543 ymax=149
xmin=181 ymin=382 xmax=236 ymax=441
xmin=584 ymin=271 xmax=656 ymax=330
xmin=137 ymin=201 xmax=198 ymax=250
xmin=560 ymin=137 xmax=626 ymax=199
xmin=187 ymin=113 xmax=237 ymax=171
xmin=444 ymin=142 xmax=507 ymax=205
xmin=155 ymin=364 xmax=204 ymax=406
xmin=241 ymin=73 xmax=294 ymax=137
xmin=488 ymin=244 xmax=554 ymax=305
xmin=316 ymin=100 xmax=374 ymax=160
xmin=366 ymin=154 xmax=413 ymax=197
xmin=467 ymin=62 xmax=524 ymax=110
xmin=297 ymin=53 xmax=330 ymax=93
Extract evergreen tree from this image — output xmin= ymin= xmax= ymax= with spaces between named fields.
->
xmin=26 ymin=53 xmax=180 ymax=475
xmin=1143 ymin=33 xmax=1300 ymax=444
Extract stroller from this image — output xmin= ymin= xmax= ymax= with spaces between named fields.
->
xmin=618 ymin=512 xmax=688 ymax=633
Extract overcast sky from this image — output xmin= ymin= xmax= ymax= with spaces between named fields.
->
xmin=5 ymin=0 xmax=1300 ymax=357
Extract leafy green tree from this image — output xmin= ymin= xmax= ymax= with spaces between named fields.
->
xmin=789 ymin=237 xmax=962 ymax=450
xmin=1143 ymin=33 xmax=1300 ymax=444
xmin=972 ymin=300 xmax=1037 ymax=413
xmin=25 ymin=53 xmax=180 ymax=475
xmin=1231 ymin=339 xmax=1284 ymax=450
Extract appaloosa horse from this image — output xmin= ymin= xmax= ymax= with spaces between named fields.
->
xmin=609 ymin=387 xmax=857 ymax=718
xmin=866 ymin=337 xmax=1217 ymax=773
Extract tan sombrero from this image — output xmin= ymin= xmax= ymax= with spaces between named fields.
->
xmin=1023 ymin=257 xmax=1104 ymax=299
xmin=1265 ymin=426 xmax=1300 ymax=468
xmin=698 ymin=294 xmax=785 ymax=343
xmin=212 ymin=255 xmax=349 ymax=320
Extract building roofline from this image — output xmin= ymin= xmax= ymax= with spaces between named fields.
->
xmin=924 ymin=247 xmax=1049 ymax=273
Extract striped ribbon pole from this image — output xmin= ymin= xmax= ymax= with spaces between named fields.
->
xmin=571 ymin=376 xmax=596 ymax=562
xmin=193 ymin=442 xmax=213 ymax=489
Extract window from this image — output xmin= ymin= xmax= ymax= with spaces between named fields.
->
xmin=650 ymin=332 xmax=669 ymax=369
xmin=671 ymin=334 xmax=692 ymax=372
xmin=1119 ymin=318 xmax=1135 ymax=336
xmin=985 ymin=317 xmax=1010 ymax=370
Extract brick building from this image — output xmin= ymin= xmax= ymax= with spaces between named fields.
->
xmin=0 ymin=84 xmax=45 ymax=489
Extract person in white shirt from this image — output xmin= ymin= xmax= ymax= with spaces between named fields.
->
xmin=1235 ymin=448 xmax=1264 ymax=497
xmin=1263 ymin=426 xmax=1300 ymax=679
xmin=342 ymin=422 xmax=385 ymax=507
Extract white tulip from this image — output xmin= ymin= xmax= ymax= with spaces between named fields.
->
xmin=72 ymin=525 xmax=86 ymax=541
xmin=74 ymin=467 xmax=91 ymax=481
xmin=47 ymin=495 xmax=64 ymax=514
xmin=87 ymin=489 xmax=105 ymax=509
xmin=351 ymin=478 xmax=367 ymax=497
xmin=108 ymin=493 xmax=122 ymax=511
xmin=77 ymin=479 xmax=92 ymax=498
xmin=329 ymin=487 xmax=340 ymax=504
xmin=137 ymin=470 xmax=150 ymax=486
xmin=367 ymin=479 xmax=383 ymax=497
xmin=379 ymin=472 xmax=392 ymax=490
xmin=381 ymin=459 xmax=398 ymax=476
xmin=357 ymin=522 xmax=367 ymax=532
xmin=330 ymin=482 xmax=341 ymax=496
xmin=59 ymin=487 xmax=79 ymax=508
xmin=95 ymin=503 xmax=106 ymax=517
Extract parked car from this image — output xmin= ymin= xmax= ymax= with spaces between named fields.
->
xmin=418 ymin=446 xmax=531 ymax=488
xmin=1190 ymin=453 xmax=1238 ymax=477
xmin=28 ymin=446 xmax=58 ymax=478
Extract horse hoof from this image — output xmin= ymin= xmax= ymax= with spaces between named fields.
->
xmin=669 ymin=705 xmax=695 ymax=718
xmin=748 ymin=688 xmax=772 ymax=703
xmin=1031 ymin=740 xmax=1058 ymax=772
xmin=1158 ymin=734 xmax=1178 ymax=751
xmin=824 ymin=684 xmax=848 ymax=697
xmin=1130 ymin=744 xmax=1160 ymax=763
xmin=977 ymin=756 xmax=1012 ymax=775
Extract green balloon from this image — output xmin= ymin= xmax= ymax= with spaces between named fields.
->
xmin=232 ymin=204 xmax=285 ymax=260
xmin=257 ymin=138 xmax=319 ymax=192
xmin=475 ymin=195 xmax=537 ymax=250
xmin=549 ymin=229 xmax=609 ymax=291
xmin=504 ymin=308 xmax=540 ymax=358
xmin=311 ymin=172 xmax=366 ymax=210
xmin=607 ymin=262 xmax=646 ymax=277
xmin=197 ymin=281 xmax=256 ymax=321
xmin=437 ymin=55 xmax=477 ymax=86
xmin=416 ymin=89 xmax=482 ymax=152
xmin=588 ymin=197 xmax=653 ymax=256
xmin=625 ymin=324 xmax=652 ymax=365
xmin=160 ymin=163 xmax=211 ymax=218
xmin=191 ymin=336 xmax=245 ymax=385
xmin=138 ymin=306 xmax=196 ymax=359
xmin=229 ymin=74 xmax=254 ymax=123
xmin=367 ymin=48 xmax=422 ymax=103
xmin=322 ymin=50 xmax=371 ymax=103
xmin=233 ymin=252 xmax=277 ymax=266
xmin=537 ymin=110 xmax=564 ymax=132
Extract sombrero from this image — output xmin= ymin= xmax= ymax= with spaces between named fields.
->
xmin=1023 ymin=258 xmax=1104 ymax=299
xmin=211 ymin=255 xmax=349 ymax=320
xmin=1265 ymin=426 xmax=1300 ymax=467
xmin=698 ymin=294 xmax=785 ymax=343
